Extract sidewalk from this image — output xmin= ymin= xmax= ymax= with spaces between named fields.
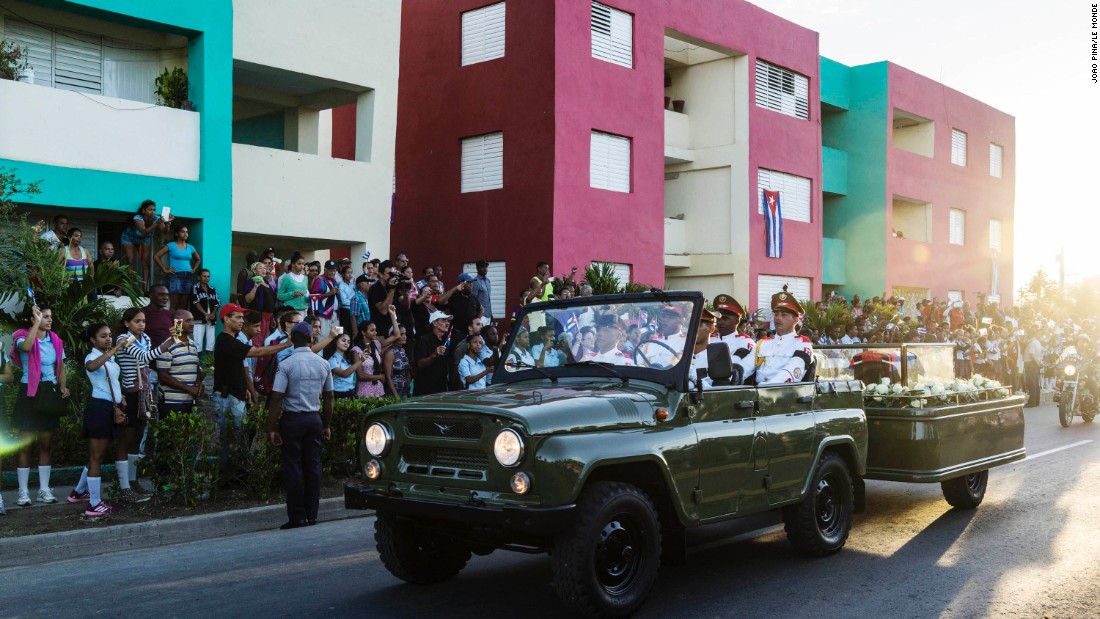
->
xmin=0 ymin=482 xmax=372 ymax=568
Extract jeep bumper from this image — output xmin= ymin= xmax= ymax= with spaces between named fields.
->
xmin=344 ymin=484 xmax=576 ymax=535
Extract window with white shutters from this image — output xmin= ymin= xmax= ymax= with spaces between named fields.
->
xmin=949 ymin=209 xmax=965 ymax=245
xmin=989 ymin=143 xmax=1003 ymax=178
xmin=591 ymin=2 xmax=632 ymax=68
xmin=951 ymin=129 xmax=967 ymax=166
xmin=989 ymin=219 xmax=1003 ymax=251
xmin=53 ymin=29 xmax=102 ymax=94
xmin=461 ymin=132 xmax=504 ymax=193
xmin=755 ymin=60 xmax=809 ymax=120
xmin=463 ymin=261 xmax=506 ymax=318
xmin=590 ymin=131 xmax=631 ymax=193
xmin=757 ymin=168 xmax=811 ymax=223
xmin=592 ymin=262 xmax=631 ymax=286
xmin=3 ymin=19 xmax=54 ymax=87
xmin=757 ymin=275 xmax=811 ymax=320
xmin=461 ymin=2 xmax=505 ymax=66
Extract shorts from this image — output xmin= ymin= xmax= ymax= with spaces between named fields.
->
xmin=168 ymin=271 xmax=194 ymax=295
xmin=333 ymin=390 xmax=356 ymax=400
xmin=82 ymin=398 xmax=120 ymax=440
xmin=122 ymin=391 xmax=152 ymax=428
xmin=120 ymin=226 xmax=152 ymax=246
xmin=12 ymin=382 xmax=63 ymax=433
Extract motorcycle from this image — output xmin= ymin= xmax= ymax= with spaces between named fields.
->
xmin=1053 ymin=346 xmax=1097 ymax=427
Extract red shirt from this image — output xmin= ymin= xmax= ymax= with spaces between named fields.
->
xmin=142 ymin=304 xmax=173 ymax=345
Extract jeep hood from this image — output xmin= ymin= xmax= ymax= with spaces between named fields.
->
xmin=393 ymin=381 xmax=670 ymax=435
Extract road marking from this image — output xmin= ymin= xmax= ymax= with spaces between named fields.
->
xmin=1025 ymin=440 xmax=1093 ymax=461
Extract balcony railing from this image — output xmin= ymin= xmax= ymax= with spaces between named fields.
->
xmin=0 ymin=79 xmax=200 ymax=180
xmin=664 ymin=109 xmax=693 ymax=164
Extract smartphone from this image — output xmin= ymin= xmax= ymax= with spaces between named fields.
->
xmin=335 ymin=326 xmax=344 ymax=335
xmin=172 ymin=319 xmax=183 ymax=339
xmin=161 ymin=205 xmax=171 ymax=220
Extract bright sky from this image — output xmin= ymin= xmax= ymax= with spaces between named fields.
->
xmin=752 ymin=0 xmax=1095 ymax=293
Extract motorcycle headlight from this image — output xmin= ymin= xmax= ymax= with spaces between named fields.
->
xmin=493 ymin=429 xmax=525 ymax=467
xmin=1065 ymin=365 xmax=1077 ymax=377
xmin=365 ymin=423 xmax=392 ymax=457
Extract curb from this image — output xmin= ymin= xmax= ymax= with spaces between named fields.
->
xmin=0 ymin=496 xmax=373 ymax=568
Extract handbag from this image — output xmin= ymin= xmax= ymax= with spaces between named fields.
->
xmin=32 ymin=381 xmax=67 ymax=417
xmin=135 ymin=363 xmax=157 ymax=421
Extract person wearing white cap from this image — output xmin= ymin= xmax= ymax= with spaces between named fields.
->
xmin=414 ymin=310 xmax=453 ymax=395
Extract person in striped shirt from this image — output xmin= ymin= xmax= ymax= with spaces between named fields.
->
xmin=156 ymin=310 xmax=203 ymax=416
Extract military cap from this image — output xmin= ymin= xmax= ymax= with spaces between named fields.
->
xmin=770 ymin=284 xmax=805 ymax=315
xmin=712 ymin=294 xmax=746 ymax=321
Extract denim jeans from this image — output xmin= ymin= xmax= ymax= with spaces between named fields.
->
xmin=211 ymin=392 xmax=246 ymax=471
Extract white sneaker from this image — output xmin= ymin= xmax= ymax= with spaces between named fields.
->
xmin=16 ymin=490 xmax=31 ymax=506
xmin=37 ymin=488 xmax=57 ymax=504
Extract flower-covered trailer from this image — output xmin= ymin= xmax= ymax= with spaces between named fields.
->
xmin=816 ymin=343 xmax=1026 ymax=508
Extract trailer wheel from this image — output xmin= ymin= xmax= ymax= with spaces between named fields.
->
xmin=941 ymin=470 xmax=988 ymax=509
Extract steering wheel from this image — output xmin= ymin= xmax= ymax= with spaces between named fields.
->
xmin=633 ymin=339 xmax=682 ymax=369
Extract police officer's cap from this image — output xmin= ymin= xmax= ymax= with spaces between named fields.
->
xmin=594 ymin=314 xmax=620 ymax=329
xmin=770 ymin=284 xmax=805 ymax=315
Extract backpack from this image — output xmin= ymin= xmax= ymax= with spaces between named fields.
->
xmin=253 ymin=336 xmax=285 ymax=395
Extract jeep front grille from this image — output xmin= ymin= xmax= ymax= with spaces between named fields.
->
xmin=401 ymin=446 xmax=489 ymax=481
xmin=406 ymin=418 xmax=483 ymax=440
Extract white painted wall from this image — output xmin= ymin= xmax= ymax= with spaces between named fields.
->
xmin=232 ymin=144 xmax=389 ymax=258
xmin=0 ymin=79 xmax=199 ymax=180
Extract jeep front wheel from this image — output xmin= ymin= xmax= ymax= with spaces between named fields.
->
xmin=782 ymin=450 xmax=854 ymax=557
xmin=552 ymin=482 xmax=662 ymax=618
xmin=374 ymin=513 xmax=472 ymax=584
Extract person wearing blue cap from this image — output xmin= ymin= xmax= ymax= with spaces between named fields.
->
xmin=267 ymin=320 xmax=334 ymax=529
xmin=445 ymin=272 xmax=483 ymax=336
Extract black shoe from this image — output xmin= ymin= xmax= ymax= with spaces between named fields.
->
xmin=307 ymin=520 xmax=317 ymax=526
xmin=280 ymin=520 xmax=308 ymax=530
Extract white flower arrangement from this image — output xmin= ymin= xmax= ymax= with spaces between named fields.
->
xmin=863 ymin=373 xmax=1011 ymax=408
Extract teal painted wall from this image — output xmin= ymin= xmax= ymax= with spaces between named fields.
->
xmin=822 ymin=146 xmax=848 ymax=195
xmin=819 ymin=59 xmax=888 ymax=299
xmin=0 ymin=0 xmax=234 ymax=298
xmin=822 ymin=237 xmax=846 ymax=285
xmin=233 ymin=112 xmax=286 ymax=150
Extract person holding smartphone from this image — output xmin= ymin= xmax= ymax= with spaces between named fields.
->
xmin=190 ymin=269 xmax=220 ymax=365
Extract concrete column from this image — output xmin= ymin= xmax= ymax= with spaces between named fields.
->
xmin=283 ymin=107 xmax=320 ymax=154
xmin=354 ymin=90 xmax=375 ymax=163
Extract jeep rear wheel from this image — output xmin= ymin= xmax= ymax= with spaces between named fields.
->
xmin=374 ymin=513 xmax=471 ymax=584
xmin=940 ymin=469 xmax=988 ymax=509
xmin=552 ymin=482 xmax=662 ymax=618
xmin=782 ymin=450 xmax=854 ymax=557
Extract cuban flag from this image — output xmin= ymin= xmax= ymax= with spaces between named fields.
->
xmin=763 ymin=189 xmax=783 ymax=258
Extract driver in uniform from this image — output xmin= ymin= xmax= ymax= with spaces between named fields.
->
xmin=712 ymin=294 xmax=756 ymax=384
xmin=755 ymin=285 xmax=814 ymax=385
xmin=634 ymin=305 xmax=687 ymax=367
xmin=580 ymin=315 xmax=635 ymax=366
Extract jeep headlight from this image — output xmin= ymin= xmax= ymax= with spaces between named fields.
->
xmin=1065 ymin=364 xmax=1077 ymax=377
xmin=365 ymin=423 xmax=392 ymax=457
xmin=493 ymin=429 xmax=525 ymax=467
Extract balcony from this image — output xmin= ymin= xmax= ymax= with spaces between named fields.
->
xmin=664 ymin=217 xmax=691 ymax=268
xmin=664 ymin=109 xmax=693 ymax=164
xmin=822 ymin=147 xmax=848 ymax=196
xmin=232 ymin=144 xmax=386 ymax=241
xmin=0 ymin=79 xmax=200 ymax=180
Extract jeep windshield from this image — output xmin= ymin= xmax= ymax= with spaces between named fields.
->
xmin=494 ymin=293 xmax=699 ymax=386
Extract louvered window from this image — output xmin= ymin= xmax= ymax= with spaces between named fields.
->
xmin=757 ymin=275 xmax=811 ymax=320
xmin=590 ymin=131 xmax=631 ymax=193
xmin=989 ymin=143 xmax=1003 ymax=178
xmin=4 ymin=19 xmax=53 ymax=87
xmin=951 ymin=129 xmax=967 ymax=166
xmin=461 ymin=132 xmax=504 ymax=193
xmin=757 ymin=168 xmax=811 ymax=223
xmin=949 ymin=209 xmax=965 ymax=245
xmin=755 ymin=60 xmax=809 ymax=120
xmin=591 ymin=2 xmax=632 ymax=68
xmin=463 ymin=261 xmax=506 ymax=318
xmin=592 ymin=262 xmax=631 ymax=286
xmin=989 ymin=219 xmax=1003 ymax=252
xmin=461 ymin=2 xmax=505 ymax=66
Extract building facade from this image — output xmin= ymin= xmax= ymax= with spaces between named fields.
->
xmin=820 ymin=58 xmax=1015 ymax=312
xmin=386 ymin=0 xmax=824 ymax=310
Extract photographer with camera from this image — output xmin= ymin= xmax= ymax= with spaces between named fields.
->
xmin=367 ymin=260 xmax=407 ymax=321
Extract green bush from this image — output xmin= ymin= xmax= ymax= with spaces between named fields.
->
xmin=148 ymin=410 xmax=218 ymax=507
xmin=229 ymin=405 xmax=281 ymax=500
xmin=583 ymin=263 xmax=623 ymax=296
xmin=323 ymin=397 xmax=400 ymax=478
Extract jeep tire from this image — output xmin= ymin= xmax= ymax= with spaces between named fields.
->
xmin=374 ymin=513 xmax=471 ymax=584
xmin=552 ymin=482 xmax=662 ymax=618
xmin=940 ymin=469 xmax=988 ymax=509
xmin=782 ymin=450 xmax=854 ymax=557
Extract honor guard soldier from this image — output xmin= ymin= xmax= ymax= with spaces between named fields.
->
xmin=755 ymin=285 xmax=814 ymax=385
xmin=688 ymin=307 xmax=721 ymax=390
xmin=712 ymin=294 xmax=756 ymax=384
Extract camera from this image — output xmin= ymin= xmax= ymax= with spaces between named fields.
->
xmin=388 ymin=274 xmax=413 ymax=292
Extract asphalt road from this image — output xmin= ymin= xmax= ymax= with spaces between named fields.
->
xmin=2 ymin=404 xmax=1098 ymax=619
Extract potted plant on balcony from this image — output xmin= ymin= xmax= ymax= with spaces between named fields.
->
xmin=154 ymin=66 xmax=192 ymax=110
xmin=0 ymin=39 xmax=31 ymax=82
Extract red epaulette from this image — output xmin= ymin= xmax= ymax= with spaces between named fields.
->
xmin=796 ymin=335 xmax=812 ymax=343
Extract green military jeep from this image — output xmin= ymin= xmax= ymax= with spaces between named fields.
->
xmin=345 ymin=291 xmax=870 ymax=617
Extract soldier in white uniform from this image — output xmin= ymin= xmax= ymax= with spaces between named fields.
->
xmin=712 ymin=294 xmax=756 ymax=384
xmin=688 ymin=307 xmax=720 ymax=390
xmin=634 ymin=305 xmax=688 ymax=368
xmin=580 ymin=315 xmax=635 ymax=366
xmin=755 ymin=285 xmax=814 ymax=385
